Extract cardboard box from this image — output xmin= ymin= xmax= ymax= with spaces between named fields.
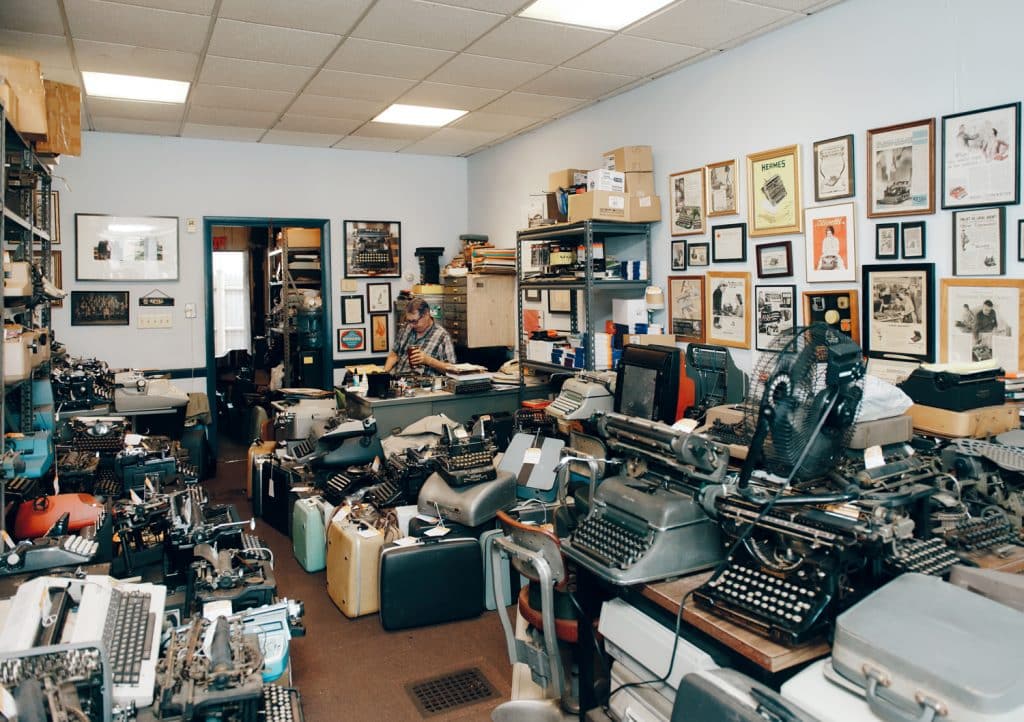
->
xmin=568 ymin=191 xmax=628 ymax=222
xmin=548 ymin=168 xmax=587 ymax=192
xmin=34 ymin=80 xmax=81 ymax=156
xmin=587 ymin=169 xmax=625 ymax=193
xmin=283 ymin=227 xmax=321 ymax=248
xmin=0 ymin=55 xmax=47 ymax=140
xmin=628 ymin=193 xmax=661 ymax=222
xmin=0 ymin=78 xmax=18 ymax=129
xmin=625 ymin=171 xmax=655 ymax=196
xmin=613 ymin=298 xmax=647 ymax=326
xmin=604 ymin=145 xmax=653 ymax=172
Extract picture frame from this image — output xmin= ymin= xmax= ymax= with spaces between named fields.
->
xmin=804 ymin=202 xmax=857 ymax=283
xmin=746 ymin=144 xmax=802 ymax=237
xmin=33 ymin=251 xmax=62 ymax=308
xmin=705 ymin=159 xmax=738 ymax=217
xmin=33 ymin=189 xmax=60 ymax=244
xmin=756 ymin=241 xmax=792 ymax=278
xmin=755 ymin=284 xmax=797 ymax=352
xmin=548 ymin=289 xmax=572 ymax=314
xmin=370 ymin=313 xmax=390 ymax=353
xmin=941 ymin=101 xmax=1021 ymax=209
xmin=75 ymin=214 xmax=178 ymax=281
xmin=711 ymin=222 xmax=747 ymax=263
xmin=706 ymin=270 xmax=751 ymax=349
xmin=671 ymin=240 xmax=688 ymax=271
xmin=337 ymin=328 xmax=366 ymax=352
xmin=901 ymin=221 xmax=926 ymax=259
xmin=668 ymin=275 xmax=705 ymax=343
xmin=940 ymin=278 xmax=1024 ymax=371
xmin=366 ymin=282 xmax=392 ymax=313
xmin=523 ymin=288 xmax=542 ymax=303
xmin=802 ymin=289 xmax=860 ymax=344
xmin=1019 ymin=219 xmax=1024 ymax=262
xmin=343 ymin=220 xmax=401 ymax=278
xmin=340 ymin=295 xmax=365 ymax=325
xmin=875 ymin=223 xmax=899 ymax=259
xmin=866 ymin=118 xmax=936 ymax=218
xmin=669 ymin=168 xmax=706 ymax=236
xmin=70 ymin=290 xmax=129 ymax=326
xmin=813 ymin=134 xmax=855 ymax=202
xmin=688 ymin=242 xmax=710 ymax=267
xmin=862 ymin=262 xmax=935 ymax=362
xmin=953 ymin=207 xmax=1004 ymax=276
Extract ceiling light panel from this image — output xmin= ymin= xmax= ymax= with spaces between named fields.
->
xmin=519 ymin=0 xmax=676 ymax=31
xmin=83 ymin=71 xmax=190 ymax=102
xmin=374 ymin=104 xmax=468 ymax=127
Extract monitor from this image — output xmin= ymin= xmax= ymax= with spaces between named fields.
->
xmin=614 ymin=344 xmax=681 ymax=425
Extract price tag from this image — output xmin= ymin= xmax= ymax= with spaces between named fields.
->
xmin=393 ymin=536 xmax=418 ymax=547
xmin=357 ymin=526 xmax=380 ymax=539
xmin=424 ymin=525 xmax=450 ymax=537
xmin=523 ymin=447 xmax=542 ymax=465
xmin=863 ymin=445 xmax=885 ymax=470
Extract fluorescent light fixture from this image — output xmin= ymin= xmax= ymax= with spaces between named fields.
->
xmin=373 ymin=103 xmax=467 ymax=127
xmin=82 ymin=71 xmax=190 ymax=103
xmin=519 ymin=0 xmax=675 ymax=30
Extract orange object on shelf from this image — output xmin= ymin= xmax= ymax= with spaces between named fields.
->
xmin=13 ymin=493 xmax=103 ymax=540
xmin=521 ymin=399 xmax=551 ymax=410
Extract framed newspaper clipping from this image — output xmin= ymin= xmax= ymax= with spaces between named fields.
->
xmin=668 ymin=275 xmax=705 ymax=343
xmin=706 ymin=159 xmax=738 ymax=217
xmin=813 ymin=134 xmax=855 ymax=202
xmin=861 ymin=262 xmax=935 ymax=362
xmin=941 ymin=102 xmax=1020 ymax=209
xmin=953 ymin=207 xmax=1004 ymax=276
xmin=940 ymin=278 xmax=1024 ymax=372
xmin=755 ymin=284 xmax=796 ymax=352
xmin=866 ymin=118 xmax=935 ymax=218
xmin=669 ymin=168 xmax=706 ymax=237
xmin=746 ymin=145 xmax=802 ymax=237
xmin=706 ymin=270 xmax=751 ymax=349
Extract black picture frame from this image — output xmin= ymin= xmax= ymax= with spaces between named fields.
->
xmin=941 ymin=101 xmax=1021 ymax=209
xmin=711 ymin=222 xmax=747 ymax=262
xmin=862 ymin=262 xmax=936 ymax=362
xmin=1019 ymin=219 xmax=1024 ymax=262
xmin=755 ymin=241 xmax=792 ymax=278
xmin=547 ymin=289 xmax=572 ymax=314
xmin=370 ymin=313 xmax=390 ymax=353
xmin=343 ymin=220 xmax=401 ymax=278
xmin=754 ymin=284 xmax=797 ymax=351
xmin=875 ymin=223 xmax=899 ymax=259
xmin=523 ymin=288 xmax=542 ymax=303
xmin=70 ymin=290 xmax=129 ymax=326
xmin=671 ymin=240 xmax=688 ymax=271
xmin=952 ymin=207 xmax=1005 ymax=276
xmin=812 ymin=133 xmax=855 ymax=202
xmin=688 ymin=242 xmax=710 ymax=267
xmin=901 ymin=221 xmax=926 ymax=259
xmin=366 ymin=282 xmax=392 ymax=313
xmin=75 ymin=214 xmax=179 ymax=281
xmin=340 ymin=295 xmax=365 ymax=325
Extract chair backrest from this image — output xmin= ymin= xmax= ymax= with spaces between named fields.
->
xmin=495 ymin=510 xmax=567 ymax=590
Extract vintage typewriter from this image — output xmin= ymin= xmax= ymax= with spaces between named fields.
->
xmin=444 ymin=375 xmax=493 ymax=394
xmin=262 ymin=685 xmax=305 ymax=722
xmin=350 ymin=228 xmax=394 ymax=273
xmin=434 ymin=424 xmax=497 ymax=487
xmin=545 ymin=371 xmax=615 ymax=430
xmin=70 ymin=417 xmax=127 ymax=452
xmin=684 ymin=343 xmax=746 ymax=423
xmin=761 ymin=173 xmax=788 ymax=205
xmin=188 ymin=542 xmax=276 ymax=613
xmin=321 ymin=465 xmax=381 ymax=505
xmin=52 ymin=357 xmax=115 ymax=412
xmin=0 ymin=643 xmax=111 ymax=722
xmin=899 ymin=360 xmax=1005 ymax=411
xmin=940 ymin=437 xmax=1024 ymax=529
xmin=384 ymin=447 xmax=434 ymax=501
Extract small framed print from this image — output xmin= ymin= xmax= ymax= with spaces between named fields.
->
xmin=875 ymin=223 xmax=899 ymax=259
xmin=941 ymin=102 xmax=1020 ymax=209
xmin=862 ymin=262 xmax=935 ymax=362
xmin=953 ymin=207 xmax=1004 ymax=276
xmin=370 ymin=314 xmax=390 ymax=353
xmin=746 ymin=144 xmax=802 ymax=237
xmin=669 ymin=168 xmax=706 ymax=236
xmin=688 ymin=242 xmax=709 ymax=267
xmin=706 ymin=270 xmax=751 ymax=349
xmin=866 ymin=118 xmax=936 ymax=218
xmin=71 ymin=290 xmax=129 ymax=326
xmin=523 ymin=288 xmax=542 ymax=303
xmin=755 ymin=284 xmax=796 ymax=351
xmin=711 ymin=222 xmax=747 ymax=263
xmin=337 ymin=328 xmax=366 ymax=352
xmin=802 ymin=289 xmax=860 ymax=344
xmin=756 ymin=241 xmax=792 ymax=278
xmin=705 ymin=159 xmax=738 ymax=217
xmin=668 ymin=275 xmax=705 ymax=343
xmin=813 ymin=134 xmax=855 ymax=202
xmin=901 ymin=221 xmax=926 ymax=259
xmin=548 ymin=289 xmax=572 ymax=314
xmin=671 ymin=240 xmax=688 ymax=271
xmin=340 ymin=295 xmax=365 ymax=325
xmin=1019 ymin=220 xmax=1024 ymax=262
xmin=804 ymin=202 xmax=857 ymax=283
xmin=366 ymin=282 xmax=392 ymax=313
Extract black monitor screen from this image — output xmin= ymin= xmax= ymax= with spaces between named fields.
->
xmin=618 ymin=365 xmax=658 ymax=419
xmin=614 ymin=344 xmax=681 ymax=425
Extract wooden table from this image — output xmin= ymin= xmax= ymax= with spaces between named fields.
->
xmin=963 ymin=544 xmax=1024 ymax=573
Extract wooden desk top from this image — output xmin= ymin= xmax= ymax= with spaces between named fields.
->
xmin=963 ymin=544 xmax=1024 ymax=573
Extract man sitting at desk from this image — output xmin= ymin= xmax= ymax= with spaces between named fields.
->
xmin=384 ymin=297 xmax=456 ymax=377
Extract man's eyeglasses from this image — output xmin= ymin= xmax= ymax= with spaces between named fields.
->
xmin=404 ymin=315 xmax=421 ymax=325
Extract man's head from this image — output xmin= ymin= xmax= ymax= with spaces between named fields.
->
xmin=404 ymin=297 xmax=433 ymax=334
xmin=982 ymin=300 xmax=995 ymax=315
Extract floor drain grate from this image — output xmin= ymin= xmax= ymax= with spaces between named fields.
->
xmin=406 ymin=667 xmax=497 ymax=717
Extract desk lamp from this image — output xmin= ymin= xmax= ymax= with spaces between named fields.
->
xmin=644 ymin=285 xmax=665 ymax=326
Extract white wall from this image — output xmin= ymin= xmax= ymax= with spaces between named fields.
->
xmin=467 ymin=0 xmax=1024 ymax=372
xmin=56 ymin=132 xmax=468 ymax=389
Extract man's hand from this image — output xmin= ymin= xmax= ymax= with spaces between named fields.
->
xmin=409 ymin=348 xmax=427 ymax=367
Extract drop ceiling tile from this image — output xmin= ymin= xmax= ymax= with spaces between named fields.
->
xmin=0 ymin=31 xmax=74 ymax=69
xmin=65 ymin=0 xmax=210 ymax=53
xmin=326 ymin=38 xmax=454 ymax=80
xmin=91 ymin=116 xmax=181 ymax=135
xmin=208 ymin=18 xmax=340 ymax=67
xmin=187 ymin=104 xmax=278 ymax=128
xmin=467 ymin=18 xmax=610 ymax=65
xmin=518 ymin=67 xmax=632 ymax=99
xmin=275 ymin=114 xmax=363 ymax=135
xmin=75 ymin=40 xmax=198 ymax=81
xmin=333 ymin=136 xmax=409 ymax=152
xmin=428 ymin=54 xmax=550 ymax=90
xmin=351 ymin=122 xmax=435 ymax=141
xmin=401 ymin=127 xmax=500 ymax=155
xmin=481 ymin=91 xmax=584 ymax=117
xmin=219 ymin=0 xmax=373 ymax=34
xmin=306 ymin=69 xmax=415 ymax=102
xmin=262 ymin=129 xmax=342 ymax=147
xmin=109 ymin=0 xmax=215 ymax=13
xmin=199 ymin=56 xmax=315 ymax=93
xmin=452 ymin=111 xmax=541 ymax=134
xmin=88 ymin=97 xmax=185 ymax=121
xmin=182 ymin=123 xmax=265 ymax=141
xmin=41 ymin=68 xmax=81 ymax=85
xmin=0 ymin=0 xmax=64 ymax=35
xmin=189 ymin=84 xmax=294 ymax=113
xmin=747 ymin=0 xmax=828 ymax=10
xmin=717 ymin=12 xmax=802 ymax=49
xmin=351 ymin=0 xmax=504 ymax=51
xmin=289 ymin=93 xmax=385 ymax=121
xmin=398 ymin=82 xmax=503 ymax=111
xmin=566 ymin=35 xmax=703 ymax=77
xmin=432 ymin=0 xmax=524 ymax=11
xmin=626 ymin=0 xmax=790 ymax=48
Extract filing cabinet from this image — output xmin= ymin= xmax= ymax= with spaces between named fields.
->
xmin=442 ymin=274 xmax=515 ymax=348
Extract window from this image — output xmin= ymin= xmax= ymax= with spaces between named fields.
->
xmin=213 ymin=251 xmax=250 ymax=358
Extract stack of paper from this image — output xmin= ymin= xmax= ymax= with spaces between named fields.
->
xmin=471 ymin=247 xmax=516 ymax=273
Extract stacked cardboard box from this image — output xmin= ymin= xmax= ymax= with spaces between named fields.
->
xmin=0 ymin=55 xmax=47 ymax=140
xmin=564 ymin=145 xmax=661 ymax=223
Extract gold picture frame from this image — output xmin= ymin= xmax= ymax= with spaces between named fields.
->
xmin=940 ymin=278 xmax=1024 ymax=372
xmin=866 ymin=117 xmax=936 ymax=218
xmin=746 ymin=145 xmax=802 ymax=237
xmin=705 ymin=159 xmax=738 ymax=217
xmin=706 ymin=270 xmax=751 ymax=349
xmin=669 ymin=168 xmax=706 ymax=237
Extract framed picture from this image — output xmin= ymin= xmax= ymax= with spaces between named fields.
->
xmin=953 ymin=207 xmax=1004 ymax=276
xmin=706 ymin=270 xmax=751 ymax=349
xmin=802 ymin=289 xmax=860 ymax=344
xmin=370 ymin=314 xmax=390 ymax=353
xmin=875 ymin=223 xmax=899 ymax=259
xmin=901 ymin=221 xmax=926 ymax=259
xmin=756 ymin=241 xmax=792 ymax=278
xmin=523 ymin=288 xmax=542 ymax=303
xmin=941 ymin=278 xmax=1024 ymax=371
xmin=671 ymin=240 xmax=688 ymax=271
xmin=669 ymin=168 xmax=706 ymax=236
xmin=668 ymin=275 xmax=705 ymax=343
xmin=706 ymin=159 xmax=738 ymax=217
xmin=755 ymin=284 xmax=797 ymax=351
xmin=548 ymin=289 xmax=572 ymax=314
xmin=75 ymin=214 xmax=178 ymax=281
xmin=866 ymin=118 xmax=935 ymax=218
xmin=337 ymin=328 xmax=366 ymax=352
xmin=343 ymin=220 xmax=401 ymax=278
xmin=70 ymin=290 xmax=129 ymax=326
xmin=711 ymin=222 xmax=747 ymax=263
xmin=813 ymin=134 xmax=855 ymax=202
xmin=688 ymin=242 xmax=710 ymax=267
xmin=33 ymin=189 xmax=60 ymax=244
xmin=941 ymin=102 xmax=1020 ymax=209
xmin=33 ymin=251 xmax=63 ymax=308
xmin=1019 ymin=220 xmax=1024 ymax=262
xmin=862 ymin=262 xmax=935 ymax=362
xmin=804 ymin=202 xmax=857 ymax=283
xmin=366 ymin=282 xmax=392 ymax=313
xmin=746 ymin=144 xmax=802 ymax=237
xmin=340 ymin=295 xmax=365 ymax=325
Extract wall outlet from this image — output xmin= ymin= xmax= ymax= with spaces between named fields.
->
xmin=138 ymin=311 xmax=173 ymax=329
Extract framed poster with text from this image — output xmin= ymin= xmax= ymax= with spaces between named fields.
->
xmin=746 ymin=145 xmax=802 ymax=237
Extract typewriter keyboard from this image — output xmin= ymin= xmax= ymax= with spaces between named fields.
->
xmin=946 ymin=515 xmax=1018 ymax=552
xmin=569 ymin=515 xmax=652 ymax=570
xmin=886 ymin=537 xmax=959 ymax=576
xmin=102 ymin=590 xmax=154 ymax=685
xmin=262 ymin=685 xmax=304 ymax=722
xmin=707 ymin=419 xmax=751 ymax=447
xmin=445 ymin=450 xmax=493 ymax=470
xmin=548 ymin=390 xmax=582 ymax=416
xmin=365 ymin=478 xmax=402 ymax=507
xmin=354 ymin=250 xmax=390 ymax=269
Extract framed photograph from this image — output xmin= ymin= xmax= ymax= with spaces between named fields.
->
xmin=70 ymin=290 xmax=129 ymax=326
xmin=669 ymin=168 xmax=706 ymax=236
xmin=548 ymin=289 xmax=572 ymax=314
xmin=369 ymin=313 xmax=390 ymax=353
xmin=866 ymin=118 xmax=935 ymax=218
xmin=668 ymin=275 xmax=705 ymax=343
xmin=756 ymin=241 xmax=792 ymax=278
xmin=711 ymin=222 xmax=747 ymax=263
xmin=688 ymin=242 xmax=710 ymax=267
xmin=75 ymin=214 xmax=178 ymax=281
xmin=953 ymin=207 xmax=1004 ymax=276
xmin=746 ymin=144 xmax=802 ymax=237
xmin=340 ymin=295 xmax=365 ymax=325
xmin=941 ymin=278 xmax=1024 ymax=371
xmin=343 ymin=220 xmax=401 ymax=278
xmin=523 ymin=288 xmax=542 ymax=303
xmin=1019 ymin=220 xmax=1024 ymax=262
xmin=33 ymin=251 xmax=63 ymax=308
xmin=813 ymin=134 xmax=855 ymax=202
xmin=706 ymin=271 xmax=751 ymax=349
xmin=755 ymin=284 xmax=797 ymax=351
xmin=901 ymin=221 xmax=926 ymax=259
xmin=706 ymin=159 xmax=738 ymax=217
xmin=802 ymin=289 xmax=860 ymax=343
xmin=671 ymin=240 xmax=688 ymax=271
xmin=366 ymin=282 xmax=392 ymax=313
xmin=33 ymin=189 xmax=60 ymax=244
xmin=941 ymin=102 xmax=1020 ymax=209
xmin=862 ymin=263 xmax=935 ymax=362
xmin=804 ymin=202 xmax=857 ymax=283
xmin=337 ymin=328 xmax=366 ymax=352
xmin=875 ymin=223 xmax=899 ymax=259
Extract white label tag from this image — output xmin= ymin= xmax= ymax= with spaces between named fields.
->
xmin=609 ymin=195 xmax=625 ymax=210
xmin=864 ymin=445 xmax=885 ymax=470
xmin=267 ymin=476 xmax=275 ymax=498
xmin=357 ymin=526 xmax=380 ymax=539
xmin=672 ymin=418 xmax=699 ymax=433
xmin=371 ymin=456 xmax=381 ymax=472
xmin=415 ymin=513 xmax=438 ymax=523
xmin=639 ymin=196 xmax=652 ymax=207
xmin=523 ymin=447 xmax=542 ymax=465
xmin=424 ymin=525 xmax=450 ymax=537
xmin=603 ymin=154 xmax=616 ymax=170
xmin=393 ymin=536 xmax=418 ymax=547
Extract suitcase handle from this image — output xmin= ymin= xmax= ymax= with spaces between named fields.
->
xmin=862 ymin=665 xmax=947 ymax=722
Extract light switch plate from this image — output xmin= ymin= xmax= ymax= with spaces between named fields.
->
xmin=138 ymin=311 xmax=173 ymax=329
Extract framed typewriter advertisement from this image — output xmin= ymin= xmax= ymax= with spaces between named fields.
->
xmin=755 ymin=284 xmax=796 ymax=352
xmin=75 ymin=214 xmax=178 ymax=281
xmin=668 ymin=275 xmax=705 ymax=343
xmin=804 ymin=202 xmax=857 ymax=283
xmin=706 ymin=271 xmax=750 ymax=349
xmin=705 ymin=159 xmax=738 ymax=217
xmin=802 ymin=289 xmax=860 ymax=344
xmin=866 ymin=118 xmax=935 ymax=218
xmin=941 ymin=102 xmax=1020 ymax=209
xmin=812 ymin=134 xmax=855 ymax=202
xmin=755 ymin=241 xmax=792 ymax=278
xmin=746 ymin=145 xmax=802 ymax=237
xmin=862 ymin=263 xmax=935 ymax=362
xmin=343 ymin=220 xmax=401 ymax=278
xmin=940 ymin=278 xmax=1024 ymax=372
xmin=71 ymin=291 xmax=129 ymax=326
xmin=669 ymin=168 xmax=706 ymax=237
xmin=953 ymin=207 xmax=1004 ymax=276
